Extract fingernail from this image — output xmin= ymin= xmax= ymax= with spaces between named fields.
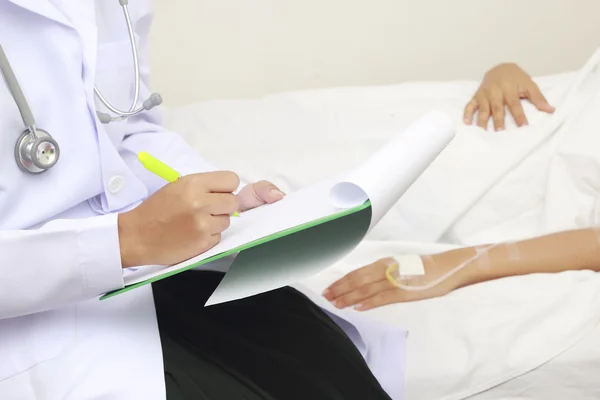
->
xmin=271 ymin=189 xmax=285 ymax=197
xmin=497 ymin=127 xmax=504 ymax=132
xmin=322 ymin=288 xmax=330 ymax=297
xmin=330 ymin=300 xmax=338 ymax=307
xmin=354 ymin=304 xmax=365 ymax=311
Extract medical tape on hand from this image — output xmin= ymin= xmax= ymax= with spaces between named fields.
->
xmin=385 ymin=254 xmax=425 ymax=287
xmin=396 ymin=254 xmax=426 ymax=276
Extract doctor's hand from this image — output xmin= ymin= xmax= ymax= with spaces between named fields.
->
xmin=322 ymin=255 xmax=469 ymax=311
xmin=464 ymin=63 xmax=555 ymax=131
xmin=117 ymin=171 xmax=240 ymax=268
xmin=236 ymin=180 xmax=286 ymax=212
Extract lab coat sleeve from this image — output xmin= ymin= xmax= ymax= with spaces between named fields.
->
xmin=0 ymin=214 xmax=124 ymax=320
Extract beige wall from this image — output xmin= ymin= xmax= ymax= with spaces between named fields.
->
xmin=150 ymin=0 xmax=600 ymax=105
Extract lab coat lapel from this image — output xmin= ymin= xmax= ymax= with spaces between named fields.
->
xmin=7 ymin=0 xmax=98 ymax=100
xmin=6 ymin=0 xmax=72 ymax=27
xmin=67 ymin=2 xmax=98 ymax=88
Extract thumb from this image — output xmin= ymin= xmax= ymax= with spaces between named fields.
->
xmin=528 ymin=86 xmax=555 ymax=114
xmin=253 ymin=180 xmax=286 ymax=204
xmin=238 ymin=181 xmax=285 ymax=211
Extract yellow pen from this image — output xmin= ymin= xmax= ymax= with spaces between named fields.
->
xmin=137 ymin=152 xmax=240 ymax=216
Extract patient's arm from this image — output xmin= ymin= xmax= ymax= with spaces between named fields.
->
xmin=464 ymin=63 xmax=555 ymax=131
xmin=448 ymin=228 xmax=600 ymax=287
xmin=323 ymin=228 xmax=600 ymax=311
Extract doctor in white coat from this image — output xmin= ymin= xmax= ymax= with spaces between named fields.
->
xmin=0 ymin=1 xmax=403 ymax=399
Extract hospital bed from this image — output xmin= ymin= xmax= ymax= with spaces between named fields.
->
xmin=150 ymin=1 xmax=600 ymax=397
xmin=160 ymin=58 xmax=600 ymax=399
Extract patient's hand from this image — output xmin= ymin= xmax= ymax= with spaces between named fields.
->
xmin=464 ymin=63 xmax=555 ymax=131
xmin=322 ymin=256 xmax=466 ymax=311
xmin=237 ymin=180 xmax=286 ymax=212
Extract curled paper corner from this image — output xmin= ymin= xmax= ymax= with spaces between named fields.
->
xmin=329 ymin=181 xmax=368 ymax=209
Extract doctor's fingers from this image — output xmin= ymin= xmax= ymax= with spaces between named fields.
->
xmin=323 ymin=261 xmax=388 ymax=302
xmin=194 ymin=233 xmax=222 ymax=255
xmin=196 ymin=193 xmax=240 ymax=215
xmin=183 ymin=171 xmax=240 ymax=193
xmin=193 ymin=215 xmax=231 ymax=235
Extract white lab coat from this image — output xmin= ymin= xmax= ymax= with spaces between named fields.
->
xmin=0 ymin=1 xmax=212 ymax=398
xmin=0 ymin=1 xmax=405 ymax=399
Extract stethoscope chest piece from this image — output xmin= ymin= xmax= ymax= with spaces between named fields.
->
xmin=15 ymin=129 xmax=60 ymax=173
xmin=1 ymin=0 xmax=160 ymax=174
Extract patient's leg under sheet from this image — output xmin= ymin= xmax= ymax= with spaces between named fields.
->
xmin=154 ymin=271 xmax=391 ymax=400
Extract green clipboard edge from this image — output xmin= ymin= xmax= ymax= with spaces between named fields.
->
xmin=100 ymin=200 xmax=372 ymax=301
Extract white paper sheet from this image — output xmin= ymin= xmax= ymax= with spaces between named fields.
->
xmin=330 ymin=110 xmax=457 ymax=229
xmin=121 ymin=111 xmax=455 ymax=305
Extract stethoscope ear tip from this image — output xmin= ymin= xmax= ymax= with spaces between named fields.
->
xmin=143 ymin=93 xmax=163 ymax=110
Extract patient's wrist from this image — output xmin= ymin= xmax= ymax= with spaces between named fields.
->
xmin=428 ymin=246 xmax=500 ymax=291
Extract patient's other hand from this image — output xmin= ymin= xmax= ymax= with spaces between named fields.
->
xmin=464 ymin=63 xmax=555 ymax=131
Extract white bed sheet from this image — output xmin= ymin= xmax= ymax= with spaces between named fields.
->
xmin=162 ymin=52 xmax=600 ymax=400
xmin=295 ymin=241 xmax=600 ymax=400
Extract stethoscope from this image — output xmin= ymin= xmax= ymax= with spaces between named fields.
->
xmin=0 ymin=0 xmax=162 ymax=174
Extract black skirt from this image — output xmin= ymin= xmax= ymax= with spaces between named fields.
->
xmin=153 ymin=271 xmax=392 ymax=400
